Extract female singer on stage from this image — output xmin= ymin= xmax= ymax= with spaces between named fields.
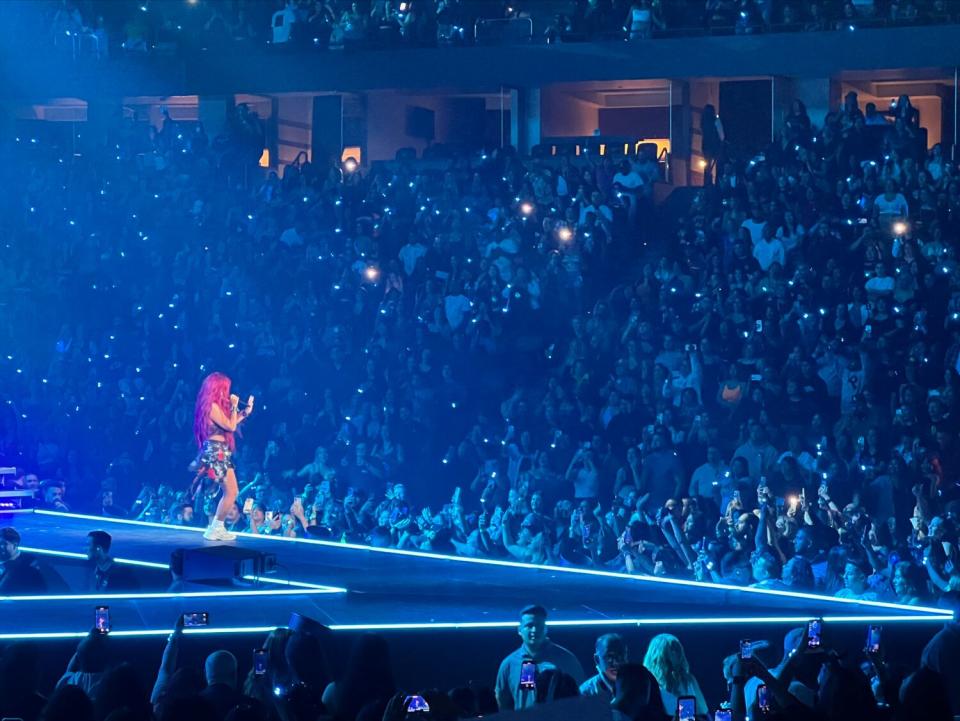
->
xmin=192 ymin=372 xmax=254 ymax=540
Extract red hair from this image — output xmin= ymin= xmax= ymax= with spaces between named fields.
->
xmin=194 ymin=372 xmax=235 ymax=450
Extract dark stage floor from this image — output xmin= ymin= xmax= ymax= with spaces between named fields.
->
xmin=0 ymin=510 xmax=950 ymax=639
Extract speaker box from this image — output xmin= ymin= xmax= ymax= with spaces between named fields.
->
xmin=181 ymin=545 xmax=276 ymax=585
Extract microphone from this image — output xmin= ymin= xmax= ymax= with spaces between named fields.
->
xmin=229 ymin=394 xmax=254 ymax=411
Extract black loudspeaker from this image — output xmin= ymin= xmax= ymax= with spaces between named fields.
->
xmin=181 ymin=545 xmax=275 ymax=585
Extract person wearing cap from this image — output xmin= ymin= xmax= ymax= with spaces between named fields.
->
xmin=0 ymin=527 xmax=47 ymax=594
xmin=495 ymin=604 xmax=584 ymax=711
xmin=580 ymin=634 xmax=629 ymax=701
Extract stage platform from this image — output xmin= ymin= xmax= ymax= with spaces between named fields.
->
xmin=0 ymin=509 xmax=951 ymax=640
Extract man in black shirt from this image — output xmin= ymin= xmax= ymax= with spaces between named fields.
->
xmin=86 ymin=530 xmax=140 ymax=592
xmin=0 ymin=527 xmax=47 ymax=594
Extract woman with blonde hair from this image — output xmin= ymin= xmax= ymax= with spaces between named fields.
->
xmin=642 ymin=633 xmax=708 ymax=717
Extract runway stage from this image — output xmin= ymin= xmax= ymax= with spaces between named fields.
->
xmin=1 ymin=509 xmax=951 ymax=640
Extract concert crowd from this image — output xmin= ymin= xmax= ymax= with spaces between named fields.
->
xmin=20 ymin=0 xmax=960 ymax=59
xmin=5 ymin=86 xmax=960 ymax=603
xmin=4 ymin=63 xmax=960 ymax=721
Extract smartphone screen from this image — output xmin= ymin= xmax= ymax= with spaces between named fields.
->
xmin=758 ymin=684 xmax=771 ymax=712
xmin=715 ymin=710 xmax=733 ymax=721
xmin=405 ymin=695 xmax=431 ymax=714
xmin=867 ymin=625 xmax=882 ymax=653
xmin=519 ymin=660 xmax=537 ymax=690
xmin=253 ymin=649 xmax=268 ymax=676
xmin=182 ymin=611 xmax=210 ymax=628
xmin=95 ymin=605 xmax=110 ymax=634
xmin=739 ymin=639 xmax=753 ymax=659
xmin=242 ymin=498 xmax=254 ymax=514
xmin=807 ymin=618 xmax=823 ymax=649
xmin=677 ymin=696 xmax=696 ymax=721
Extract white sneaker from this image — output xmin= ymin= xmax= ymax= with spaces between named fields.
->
xmin=203 ymin=523 xmax=237 ymax=541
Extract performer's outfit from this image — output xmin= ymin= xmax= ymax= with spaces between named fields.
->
xmin=190 ymin=422 xmax=238 ymax=541
xmin=190 ymin=439 xmax=234 ymax=497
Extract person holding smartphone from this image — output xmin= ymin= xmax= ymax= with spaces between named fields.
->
xmin=741 ymin=627 xmax=818 ymax=720
xmin=495 ymin=605 xmax=584 ymax=711
xmin=643 ymin=634 xmax=707 ymax=717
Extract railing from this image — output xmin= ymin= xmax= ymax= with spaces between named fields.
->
xmin=53 ymin=29 xmax=103 ymax=61
xmin=473 ymin=17 xmax=534 ymax=45
xmin=17 ymin=9 xmax=960 ymax=65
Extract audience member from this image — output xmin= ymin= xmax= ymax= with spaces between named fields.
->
xmin=0 ymin=527 xmax=47 ymax=593
xmin=85 ymin=531 xmax=139 ymax=592
xmin=495 ymin=604 xmax=584 ymax=710
xmin=579 ymin=632 xmax=628 ymax=701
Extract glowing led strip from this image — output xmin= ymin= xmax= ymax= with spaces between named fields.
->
xmin=22 ymin=546 xmax=168 ymax=569
xmin=16 ymin=545 xmax=347 ymax=597
xmin=33 ymin=510 xmax=946 ymax=617
xmin=0 ymin=588 xmax=343 ymax=601
xmin=326 ymin=614 xmax=952 ymax=631
xmin=0 ymin=626 xmax=278 ymax=641
xmin=0 ymin=614 xmax=949 ymax=641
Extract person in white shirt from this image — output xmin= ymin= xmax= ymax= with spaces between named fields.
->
xmin=398 ymin=240 xmax=427 ymax=276
xmin=444 ymin=287 xmax=471 ymax=330
xmin=578 ymin=191 xmax=614 ymax=227
xmin=271 ymin=0 xmax=298 ymax=43
xmin=688 ymin=446 xmax=729 ymax=507
xmin=740 ymin=207 xmax=767 ymax=247
xmin=865 ymin=262 xmax=895 ymax=295
xmin=753 ymin=226 xmax=785 ymax=272
xmin=666 ymin=351 xmax=703 ymax=405
xmin=874 ymin=180 xmax=909 ymax=223
xmin=613 ymin=160 xmax=644 ymax=224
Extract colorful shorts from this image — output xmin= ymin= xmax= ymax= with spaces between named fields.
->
xmin=189 ymin=440 xmax=234 ymax=496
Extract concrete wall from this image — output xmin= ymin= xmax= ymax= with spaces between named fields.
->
xmin=365 ymin=91 xmax=491 ymax=162
xmin=541 ymin=87 xmax=598 ymax=137
xmin=276 ymin=95 xmax=313 ymax=168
